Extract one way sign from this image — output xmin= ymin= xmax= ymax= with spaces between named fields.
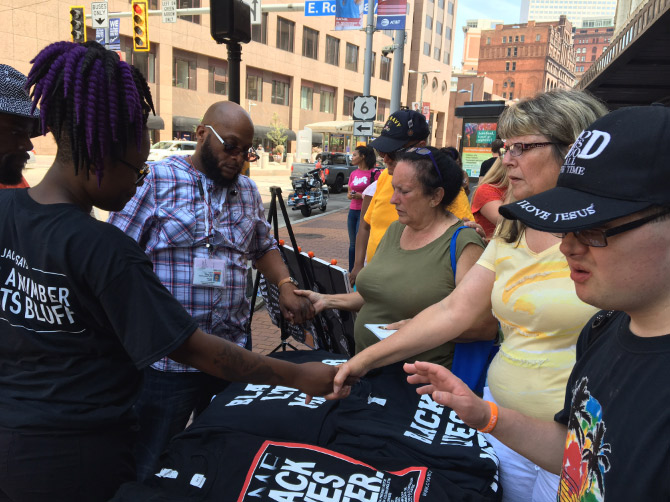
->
xmin=354 ymin=120 xmax=374 ymax=137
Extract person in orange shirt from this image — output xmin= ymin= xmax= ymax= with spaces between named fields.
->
xmin=0 ymin=65 xmax=39 ymax=189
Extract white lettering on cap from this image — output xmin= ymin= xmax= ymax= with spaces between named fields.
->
xmin=577 ymin=130 xmax=610 ymax=159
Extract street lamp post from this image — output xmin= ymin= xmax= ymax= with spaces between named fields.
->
xmin=458 ymin=83 xmax=474 ymax=101
xmin=408 ymin=69 xmax=440 ymax=110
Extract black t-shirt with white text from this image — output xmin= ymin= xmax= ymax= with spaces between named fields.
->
xmin=0 ymin=189 xmax=197 ymax=431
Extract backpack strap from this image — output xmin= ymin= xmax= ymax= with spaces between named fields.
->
xmin=450 ymin=225 xmax=469 ymax=274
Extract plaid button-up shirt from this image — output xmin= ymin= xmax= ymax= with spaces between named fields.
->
xmin=108 ymin=156 xmax=276 ymax=372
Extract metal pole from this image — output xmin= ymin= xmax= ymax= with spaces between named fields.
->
xmin=362 ymin=0 xmax=375 ymax=97
xmin=227 ymin=42 xmax=242 ymax=104
xmin=470 ymin=83 xmax=474 ymax=101
xmin=390 ymin=30 xmax=404 ymax=113
xmin=419 ymin=73 xmax=424 ymax=108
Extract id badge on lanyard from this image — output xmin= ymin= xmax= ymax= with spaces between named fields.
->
xmin=192 ymin=176 xmax=225 ymax=288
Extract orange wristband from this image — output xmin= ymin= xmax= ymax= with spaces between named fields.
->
xmin=477 ymin=401 xmax=499 ymax=434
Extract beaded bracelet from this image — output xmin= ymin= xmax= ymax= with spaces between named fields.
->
xmin=477 ymin=401 xmax=499 ymax=434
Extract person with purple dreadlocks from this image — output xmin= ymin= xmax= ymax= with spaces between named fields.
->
xmin=0 ymin=41 xmax=338 ymax=502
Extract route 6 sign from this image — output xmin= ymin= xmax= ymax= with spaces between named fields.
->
xmin=353 ymin=96 xmax=377 ymax=121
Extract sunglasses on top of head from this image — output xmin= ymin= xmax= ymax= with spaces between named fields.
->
xmin=205 ymin=125 xmax=259 ymax=162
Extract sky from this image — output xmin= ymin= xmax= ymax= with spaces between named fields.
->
xmin=453 ymin=0 xmax=522 ymax=69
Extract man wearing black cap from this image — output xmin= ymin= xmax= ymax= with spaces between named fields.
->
xmin=0 ymin=65 xmax=40 ymax=188
xmin=405 ymin=105 xmax=670 ymax=501
xmin=350 ymin=109 xmax=473 ymax=283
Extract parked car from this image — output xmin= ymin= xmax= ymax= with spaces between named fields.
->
xmin=147 ymin=140 xmax=197 ymax=162
xmin=290 ymin=152 xmax=355 ymax=194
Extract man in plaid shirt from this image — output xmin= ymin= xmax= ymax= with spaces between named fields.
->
xmin=109 ymin=101 xmax=314 ymax=481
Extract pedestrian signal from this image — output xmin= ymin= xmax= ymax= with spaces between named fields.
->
xmin=132 ymin=0 xmax=150 ymax=52
xmin=70 ymin=6 xmax=86 ymax=43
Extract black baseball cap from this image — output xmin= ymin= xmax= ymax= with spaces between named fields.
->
xmin=370 ymin=109 xmax=430 ymax=153
xmin=499 ymin=105 xmax=670 ymax=232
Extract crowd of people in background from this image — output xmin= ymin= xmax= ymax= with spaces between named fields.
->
xmin=2 ymin=40 xmax=669 ymax=502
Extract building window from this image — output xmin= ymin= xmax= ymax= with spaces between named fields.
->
xmin=123 ymin=39 xmax=155 ymax=83
xmin=208 ymin=60 xmax=227 ymax=95
xmin=251 ymin=13 xmax=268 ymax=43
xmin=345 ymin=43 xmax=359 ymax=71
xmin=246 ymin=74 xmax=263 ymax=101
xmin=513 ymin=46 xmax=517 ymax=56
xmin=510 ymin=81 xmax=515 ymax=88
xmin=173 ymin=51 xmax=196 ymax=90
xmin=536 ymin=34 xmax=541 ymax=41
xmin=503 ymin=92 xmax=506 ymax=98
xmin=445 ymin=26 xmax=452 ymax=40
xmin=503 ymin=81 xmax=508 ymax=88
xmin=300 ymin=86 xmax=313 ymax=110
xmin=592 ymin=46 xmax=597 ymax=53
xmin=509 ymin=92 xmax=513 ymax=99
xmin=512 ymin=62 xmax=516 ymax=71
xmin=486 ymin=37 xmax=491 ymax=45
xmin=447 ymin=1 xmax=453 ymax=14
xmin=442 ymin=51 xmax=450 ymax=65
xmin=521 ymin=35 xmax=524 ymax=42
xmin=434 ymin=47 xmax=440 ymax=60
xmin=423 ymin=42 xmax=430 ymax=56
xmin=320 ymin=89 xmax=334 ymax=113
xmin=271 ymin=80 xmax=290 ymax=105
xmin=325 ymin=35 xmax=340 ymax=66
xmin=343 ymin=95 xmax=354 ymax=116
xmin=303 ymin=27 xmax=319 ymax=59
xmin=514 ymin=36 xmax=518 ymax=42
xmin=380 ymin=55 xmax=391 ymax=81
xmin=507 ymin=47 xmax=511 ymax=56
xmin=436 ymin=21 xmax=442 ymax=35
xmin=276 ymin=17 xmax=295 ymax=52
xmin=371 ymin=52 xmax=376 ymax=77
xmin=502 ymin=36 xmax=506 ymax=43
xmin=425 ymin=16 xmax=432 ymax=30
xmin=178 ymin=0 xmax=200 ymax=24
xmin=505 ymin=61 xmax=510 ymax=71
xmin=376 ymin=100 xmax=388 ymax=121
xmin=438 ymin=0 xmax=444 ymax=7
xmin=591 ymin=55 xmax=596 ymax=61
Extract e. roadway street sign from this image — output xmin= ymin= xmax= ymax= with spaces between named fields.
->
xmin=304 ymin=0 xmax=336 ymax=16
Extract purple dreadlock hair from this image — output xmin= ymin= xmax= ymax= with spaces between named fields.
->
xmin=25 ymin=41 xmax=155 ymax=181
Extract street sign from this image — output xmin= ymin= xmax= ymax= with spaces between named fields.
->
xmin=162 ymin=0 xmax=177 ymax=23
xmin=108 ymin=17 xmax=121 ymax=50
xmin=242 ymin=0 xmax=262 ymax=25
xmin=304 ymin=0 xmax=336 ymax=16
xmin=91 ymin=1 xmax=108 ymax=29
xmin=353 ymin=96 xmax=377 ymax=121
xmin=354 ymin=120 xmax=374 ymax=137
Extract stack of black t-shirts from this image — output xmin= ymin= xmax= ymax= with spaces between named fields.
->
xmin=112 ymin=351 xmax=501 ymax=501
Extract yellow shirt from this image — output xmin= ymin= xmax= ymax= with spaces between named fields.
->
xmin=477 ymin=234 xmax=598 ymax=420
xmin=363 ymin=170 xmax=474 ymax=262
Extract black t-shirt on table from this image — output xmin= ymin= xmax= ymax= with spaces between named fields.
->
xmin=554 ymin=310 xmax=670 ymax=501
xmin=0 ymin=189 xmax=197 ymax=431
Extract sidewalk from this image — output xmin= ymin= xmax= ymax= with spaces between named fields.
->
xmin=251 ymin=208 xmax=350 ymax=355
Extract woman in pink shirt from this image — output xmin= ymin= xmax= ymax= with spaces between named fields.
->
xmin=347 ymin=146 xmax=377 ymax=271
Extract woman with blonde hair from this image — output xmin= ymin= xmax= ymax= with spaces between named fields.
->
xmin=471 ymin=158 xmax=509 ymax=238
xmin=332 ymin=89 xmax=609 ymax=502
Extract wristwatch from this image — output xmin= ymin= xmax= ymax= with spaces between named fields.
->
xmin=277 ymin=277 xmax=299 ymax=289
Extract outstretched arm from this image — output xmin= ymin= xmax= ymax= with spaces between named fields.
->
xmin=333 ymin=263 xmax=496 ymax=393
xmin=405 ymin=361 xmax=567 ymax=474
xmin=169 ymin=328 xmax=336 ymax=397
xmin=293 ymin=289 xmax=365 ymax=314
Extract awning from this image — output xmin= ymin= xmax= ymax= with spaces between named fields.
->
xmin=254 ymin=125 xmax=296 ymax=141
xmin=147 ymin=115 xmax=165 ymax=130
xmin=173 ymin=116 xmax=200 ymax=132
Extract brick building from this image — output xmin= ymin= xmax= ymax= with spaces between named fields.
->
xmin=573 ymin=24 xmax=614 ymax=77
xmin=461 ymin=19 xmax=502 ymax=73
xmin=477 ymin=16 xmax=576 ymax=101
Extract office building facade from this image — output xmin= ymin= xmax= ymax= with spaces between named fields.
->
xmin=520 ymin=0 xmax=617 ymax=29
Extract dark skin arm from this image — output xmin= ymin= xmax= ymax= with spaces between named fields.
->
xmin=169 ymin=328 xmax=337 ymax=396
xmin=255 ymin=248 xmax=315 ymax=324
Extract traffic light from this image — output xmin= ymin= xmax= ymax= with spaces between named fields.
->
xmin=69 ymin=6 xmax=86 ymax=43
xmin=131 ymin=0 xmax=150 ymax=52
xmin=210 ymin=0 xmax=251 ymax=44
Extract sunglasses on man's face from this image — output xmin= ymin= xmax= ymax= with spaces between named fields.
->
xmin=205 ymin=125 xmax=259 ymax=162
xmin=118 ymin=159 xmax=150 ymax=186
